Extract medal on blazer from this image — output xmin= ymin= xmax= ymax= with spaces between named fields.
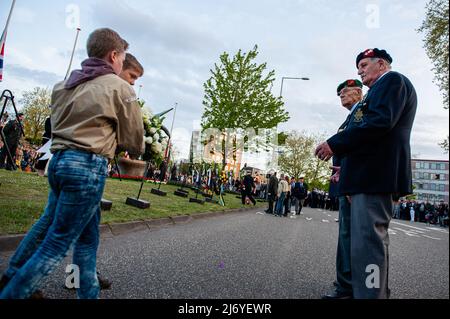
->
xmin=354 ymin=108 xmax=364 ymax=122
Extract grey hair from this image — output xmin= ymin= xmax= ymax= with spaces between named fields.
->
xmin=370 ymin=57 xmax=392 ymax=70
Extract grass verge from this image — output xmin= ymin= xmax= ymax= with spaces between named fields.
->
xmin=0 ymin=170 xmax=265 ymax=235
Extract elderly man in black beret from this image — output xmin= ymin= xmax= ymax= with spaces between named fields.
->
xmin=316 ymin=48 xmax=417 ymax=299
xmin=323 ymin=79 xmax=363 ymax=299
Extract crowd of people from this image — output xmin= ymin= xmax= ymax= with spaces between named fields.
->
xmin=0 ymin=139 xmax=41 ymax=172
xmin=0 ymin=112 xmax=49 ymax=173
xmin=394 ymin=200 xmax=449 ymax=226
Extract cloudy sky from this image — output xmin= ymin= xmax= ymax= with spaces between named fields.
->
xmin=0 ymin=0 xmax=448 ymax=161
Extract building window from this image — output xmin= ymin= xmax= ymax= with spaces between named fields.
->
xmin=430 ymin=163 xmax=436 ymax=170
xmin=434 ymin=174 xmax=440 ymax=180
xmin=418 ymin=183 xmax=423 ymax=190
xmin=424 ymin=173 xmax=429 ymax=180
xmin=440 ymin=163 xmax=446 ymax=170
xmin=423 ymin=183 xmax=428 ymax=190
xmin=430 ymin=184 xmax=436 ymax=191
xmin=439 ymin=184 xmax=445 ymax=192
xmin=441 ymin=174 xmax=446 ymax=180
xmin=415 ymin=162 xmax=421 ymax=169
xmin=414 ymin=172 xmax=420 ymax=179
xmin=423 ymin=162 xmax=430 ymax=169
xmin=419 ymin=172 xmax=424 ymax=179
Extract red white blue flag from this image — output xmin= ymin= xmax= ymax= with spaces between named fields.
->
xmin=0 ymin=29 xmax=6 ymax=82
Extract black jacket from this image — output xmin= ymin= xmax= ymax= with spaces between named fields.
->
xmin=2 ymin=120 xmax=23 ymax=146
xmin=329 ymin=112 xmax=355 ymax=198
xmin=327 ymin=71 xmax=417 ymax=197
xmin=268 ymin=175 xmax=278 ymax=196
xmin=243 ymin=175 xmax=255 ymax=192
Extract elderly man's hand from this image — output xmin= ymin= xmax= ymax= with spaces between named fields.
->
xmin=315 ymin=142 xmax=334 ymax=161
xmin=330 ymin=166 xmax=340 ymax=184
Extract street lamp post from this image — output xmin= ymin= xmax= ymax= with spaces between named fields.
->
xmin=280 ymin=77 xmax=310 ymax=97
xmin=137 ymin=85 xmax=143 ymax=100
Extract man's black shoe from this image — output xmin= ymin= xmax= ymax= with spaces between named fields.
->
xmin=98 ymin=275 xmax=112 ymax=290
xmin=321 ymin=291 xmax=353 ymax=299
xmin=29 ymin=290 xmax=46 ymax=299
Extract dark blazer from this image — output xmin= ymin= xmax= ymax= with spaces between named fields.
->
xmin=328 ymin=111 xmax=354 ymax=198
xmin=327 ymin=71 xmax=417 ymax=197
xmin=268 ymin=175 xmax=278 ymax=196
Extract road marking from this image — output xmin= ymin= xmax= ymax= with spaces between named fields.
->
xmin=306 ymin=217 xmax=313 ymax=221
xmin=421 ymin=235 xmax=442 ymax=241
xmin=327 ymin=215 xmax=332 ymax=217
xmin=256 ymin=212 xmax=264 ymax=215
xmin=392 ymin=227 xmax=421 ymax=237
xmin=425 ymin=227 xmax=449 ymax=234
xmin=388 ymin=230 xmax=397 ymax=235
xmin=391 ymin=221 xmax=429 ymax=232
xmin=322 ymin=219 xmax=330 ymax=223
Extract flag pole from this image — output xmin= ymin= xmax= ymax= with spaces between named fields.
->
xmin=164 ymin=102 xmax=178 ymax=160
xmin=0 ymin=0 xmax=17 ymax=83
xmin=3 ymin=0 xmax=16 ymax=35
xmin=64 ymin=27 xmax=81 ymax=80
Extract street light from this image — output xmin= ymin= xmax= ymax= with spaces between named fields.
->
xmin=280 ymin=77 xmax=310 ymax=97
xmin=137 ymin=85 xmax=143 ymax=100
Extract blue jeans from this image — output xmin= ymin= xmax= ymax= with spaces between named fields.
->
xmin=275 ymin=192 xmax=286 ymax=216
xmin=0 ymin=150 xmax=108 ymax=299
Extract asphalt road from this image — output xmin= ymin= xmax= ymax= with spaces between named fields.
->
xmin=1 ymin=206 xmax=448 ymax=299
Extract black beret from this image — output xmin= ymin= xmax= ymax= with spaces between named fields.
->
xmin=337 ymin=79 xmax=363 ymax=96
xmin=356 ymin=48 xmax=393 ymax=68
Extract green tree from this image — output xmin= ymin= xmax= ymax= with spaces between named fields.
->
xmin=418 ymin=0 xmax=449 ymax=152
xmin=278 ymin=131 xmax=331 ymax=190
xmin=20 ymin=87 xmax=52 ymax=145
xmin=419 ymin=0 xmax=449 ymax=108
xmin=439 ymin=136 xmax=449 ymax=153
xmin=201 ymin=45 xmax=289 ymax=168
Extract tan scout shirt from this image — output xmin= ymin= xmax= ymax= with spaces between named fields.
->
xmin=277 ymin=179 xmax=289 ymax=197
xmin=50 ymin=74 xmax=145 ymax=160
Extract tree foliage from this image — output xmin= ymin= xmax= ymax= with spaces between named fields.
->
xmin=201 ymin=45 xmax=289 ymax=130
xmin=201 ymin=45 xmax=289 ymax=168
xmin=278 ymin=131 xmax=330 ymax=189
xmin=418 ymin=0 xmax=449 ymax=153
xmin=418 ymin=0 xmax=449 ymax=109
xmin=439 ymin=135 xmax=449 ymax=153
xmin=20 ymin=87 xmax=52 ymax=145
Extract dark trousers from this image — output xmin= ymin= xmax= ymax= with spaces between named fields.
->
xmin=241 ymin=190 xmax=256 ymax=205
xmin=284 ymin=194 xmax=290 ymax=215
xmin=298 ymin=198 xmax=304 ymax=213
xmin=335 ymin=196 xmax=352 ymax=294
xmin=0 ymin=143 xmax=18 ymax=169
xmin=267 ymin=195 xmax=276 ymax=213
xmin=350 ymin=194 xmax=393 ymax=299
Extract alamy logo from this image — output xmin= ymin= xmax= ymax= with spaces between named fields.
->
xmin=365 ymin=264 xmax=380 ymax=289
xmin=65 ymin=4 xmax=80 ymax=29
xmin=65 ymin=264 xmax=80 ymax=289
xmin=366 ymin=4 xmax=380 ymax=29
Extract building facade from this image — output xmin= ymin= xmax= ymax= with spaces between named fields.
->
xmin=411 ymin=159 xmax=449 ymax=203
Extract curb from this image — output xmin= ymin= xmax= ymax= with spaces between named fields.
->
xmin=0 ymin=207 xmax=261 ymax=253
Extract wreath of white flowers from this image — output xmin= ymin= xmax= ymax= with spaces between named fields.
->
xmin=140 ymin=103 xmax=169 ymax=161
